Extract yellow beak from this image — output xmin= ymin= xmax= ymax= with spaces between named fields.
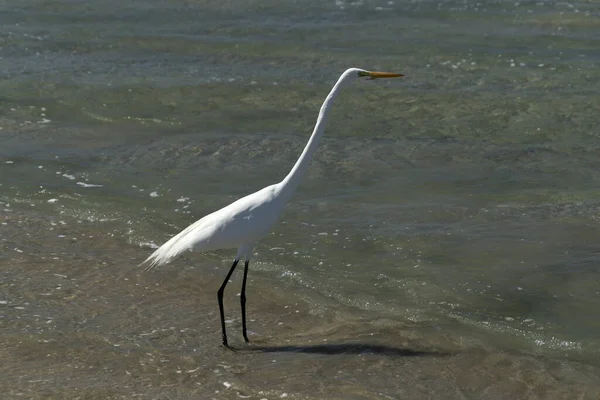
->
xmin=367 ymin=71 xmax=404 ymax=80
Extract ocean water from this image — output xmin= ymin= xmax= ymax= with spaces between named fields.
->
xmin=2 ymin=0 xmax=600 ymax=398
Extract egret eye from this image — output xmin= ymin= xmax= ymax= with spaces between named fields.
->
xmin=357 ymin=71 xmax=369 ymax=77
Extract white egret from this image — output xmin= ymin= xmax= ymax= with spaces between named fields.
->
xmin=142 ymin=68 xmax=403 ymax=347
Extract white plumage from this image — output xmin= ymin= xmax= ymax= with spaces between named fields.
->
xmin=141 ymin=68 xmax=403 ymax=347
xmin=143 ymin=184 xmax=283 ymax=269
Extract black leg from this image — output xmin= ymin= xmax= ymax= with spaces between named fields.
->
xmin=240 ymin=260 xmax=250 ymax=342
xmin=217 ymin=259 xmax=239 ymax=348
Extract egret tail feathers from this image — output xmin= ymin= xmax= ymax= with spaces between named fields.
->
xmin=140 ymin=247 xmax=178 ymax=271
xmin=140 ymin=217 xmax=210 ymax=271
xmin=140 ymin=224 xmax=199 ymax=271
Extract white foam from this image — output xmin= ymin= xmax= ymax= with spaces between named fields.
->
xmin=76 ymin=182 xmax=103 ymax=188
xmin=139 ymin=242 xmax=159 ymax=249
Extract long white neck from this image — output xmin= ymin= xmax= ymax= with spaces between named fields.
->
xmin=278 ymin=72 xmax=352 ymax=199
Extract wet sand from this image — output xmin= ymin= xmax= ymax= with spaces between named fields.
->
xmin=2 ymin=209 xmax=600 ymax=399
xmin=3 ymin=0 xmax=600 ymax=397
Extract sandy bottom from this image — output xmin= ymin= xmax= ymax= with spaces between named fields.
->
xmin=2 ymin=210 xmax=600 ymax=399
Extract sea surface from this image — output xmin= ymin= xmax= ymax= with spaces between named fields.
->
xmin=2 ymin=0 xmax=600 ymax=398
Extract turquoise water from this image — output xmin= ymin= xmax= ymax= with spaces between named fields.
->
xmin=2 ymin=0 xmax=600 ymax=398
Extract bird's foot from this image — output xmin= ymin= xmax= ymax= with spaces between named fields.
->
xmin=221 ymin=342 xmax=237 ymax=352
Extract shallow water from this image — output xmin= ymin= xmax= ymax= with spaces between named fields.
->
xmin=2 ymin=0 xmax=600 ymax=398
